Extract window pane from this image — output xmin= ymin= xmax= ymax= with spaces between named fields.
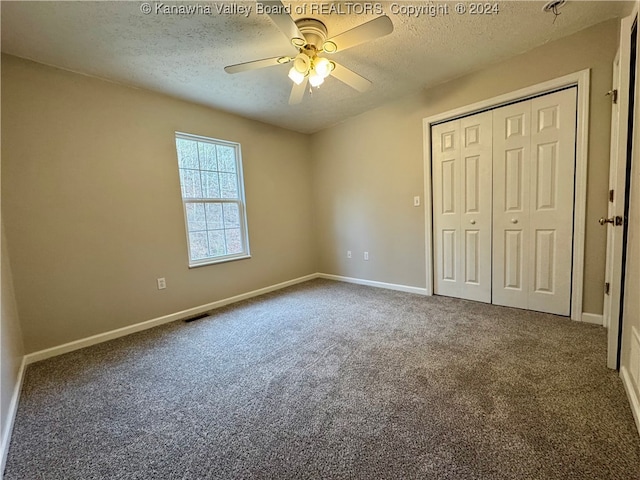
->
xmin=208 ymin=230 xmax=226 ymax=257
xmin=225 ymin=228 xmax=243 ymax=254
xmin=185 ymin=203 xmax=206 ymax=232
xmin=180 ymin=169 xmax=202 ymax=198
xmin=176 ymin=134 xmax=248 ymax=264
xmin=198 ymin=143 xmax=218 ymax=171
xmin=189 ymin=231 xmax=209 ymax=260
xmin=223 ymin=203 xmax=240 ymax=228
xmin=205 ymin=203 xmax=224 ymax=230
xmin=216 ymin=145 xmax=236 ymax=173
xmin=201 ymin=171 xmax=220 ymax=198
xmin=219 ymin=173 xmax=238 ymax=199
xmin=176 ymin=139 xmax=199 ymax=169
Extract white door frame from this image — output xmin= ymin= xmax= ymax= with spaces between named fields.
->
xmin=604 ymin=49 xmax=621 ymax=333
xmin=423 ymin=70 xmax=590 ymax=322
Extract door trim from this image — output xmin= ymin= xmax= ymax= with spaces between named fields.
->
xmin=604 ymin=49 xmax=622 ymax=333
xmin=423 ymin=69 xmax=590 ymax=321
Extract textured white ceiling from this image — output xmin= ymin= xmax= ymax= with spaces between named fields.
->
xmin=1 ymin=1 xmax=633 ymax=133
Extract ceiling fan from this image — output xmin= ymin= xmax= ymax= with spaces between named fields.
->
xmin=224 ymin=1 xmax=394 ymax=104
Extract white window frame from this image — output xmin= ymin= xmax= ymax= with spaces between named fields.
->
xmin=175 ymin=132 xmax=250 ymax=267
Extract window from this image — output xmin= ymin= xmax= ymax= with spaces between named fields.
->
xmin=175 ymin=132 xmax=250 ymax=266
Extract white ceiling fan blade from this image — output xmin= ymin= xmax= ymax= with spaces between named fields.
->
xmin=323 ymin=16 xmax=393 ymax=53
xmin=259 ymin=1 xmax=304 ymax=45
xmin=224 ymin=56 xmax=292 ymax=74
xmin=330 ymin=63 xmax=372 ymax=92
xmin=289 ymin=77 xmax=309 ymax=105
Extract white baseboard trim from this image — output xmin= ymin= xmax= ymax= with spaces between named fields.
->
xmin=1 ymin=356 xmax=26 ymax=478
xmin=621 ymin=366 xmax=640 ymax=437
xmin=581 ymin=313 xmax=603 ymax=325
xmin=24 ymin=273 xmax=319 ymax=365
xmin=318 ymin=273 xmax=428 ymax=296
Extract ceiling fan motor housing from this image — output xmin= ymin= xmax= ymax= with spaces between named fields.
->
xmin=295 ymin=18 xmax=328 ymax=50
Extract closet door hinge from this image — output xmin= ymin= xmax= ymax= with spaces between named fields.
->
xmin=605 ymin=282 xmax=610 ymax=295
xmin=606 ymin=89 xmax=618 ymax=104
xmin=609 ymin=189 xmax=614 ymax=202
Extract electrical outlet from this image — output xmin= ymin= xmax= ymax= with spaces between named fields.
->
xmin=157 ymin=277 xmax=166 ymax=290
xmin=364 ymin=252 xmax=369 ymax=261
xmin=347 ymin=250 xmax=352 ymax=258
xmin=414 ymin=196 xmax=421 ymax=207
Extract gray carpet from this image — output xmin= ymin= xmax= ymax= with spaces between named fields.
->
xmin=4 ymin=279 xmax=640 ymax=479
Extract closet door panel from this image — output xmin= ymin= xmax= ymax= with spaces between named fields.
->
xmin=460 ymin=112 xmax=492 ymax=302
xmin=528 ymin=89 xmax=577 ymax=315
xmin=492 ymin=102 xmax=532 ymax=310
xmin=432 ymin=111 xmax=492 ymax=302
xmin=432 ymin=120 xmax=462 ymax=299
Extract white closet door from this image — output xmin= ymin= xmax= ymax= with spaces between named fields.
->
xmin=432 ymin=119 xmax=461 ymax=299
xmin=527 ymin=90 xmax=577 ymax=315
xmin=432 ymin=111 xmax=492 ymax=302
xmin=492 ymin=88 xmax=576 ymax=315
xmin=492 ymin=101 xmax=532 ymax=309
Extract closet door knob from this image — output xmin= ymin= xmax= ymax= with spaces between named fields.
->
xmin=511 ymin=218 xmax=518 ymax=224
xmin=470 ymin=220 xmax=476 ymax=225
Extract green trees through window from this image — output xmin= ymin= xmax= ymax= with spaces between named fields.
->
xmin=175 ymin=133 xmax=250 ymax=266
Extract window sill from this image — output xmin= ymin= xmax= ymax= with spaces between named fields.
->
xmin=188 ymin=254 xmax=251 ymax=269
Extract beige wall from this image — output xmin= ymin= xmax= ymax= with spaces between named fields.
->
xmin=1 ymin=223 xmax=24 ymax=466
xmin=0 ymin=18 xmax=624 ymax=357
xmin=1 ymin=54 xmax=317 ymax=353
xmin=620 ymin=2 xmax=640 ymax=402
xmin=311 ymin=19 xmax=620 ymax=315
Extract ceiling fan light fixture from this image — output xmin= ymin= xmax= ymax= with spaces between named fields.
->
xmin=309 ymin=71 xmax=324 ymax=88
xmin=288 ymin=66 xmax=306 ymax=85
xmin=293 ymin=53 xmax=311 ymax=74
xmin=314 ymin=57 xmax=333 ymax=78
